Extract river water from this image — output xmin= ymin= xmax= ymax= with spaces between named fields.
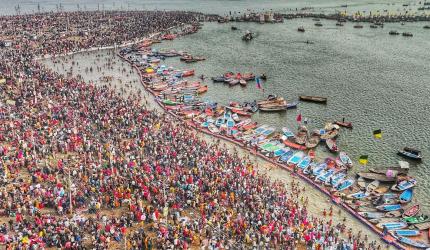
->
xmin=149 ymin=19 xmax=430 ymax=213
xmin=10 ymin=0 xmax=430 ymax=212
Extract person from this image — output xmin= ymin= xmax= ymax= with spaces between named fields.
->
xmin=382 ymin=225 xmax=388 ymax=236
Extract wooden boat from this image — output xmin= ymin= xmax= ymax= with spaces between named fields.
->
xmin=239 ymin=79 xmax=247 ymax=87
xmin=369 ymin=167 xmax=408 ymax=176
xmin=399 ymin=189 xmax=413 ymax=203
xmin=373 ymin=186 xmax=389 ymax=195
xmin=402 ymin=32 xmax=413 ymax=37
xmin=336 ymin=22 xmax=344 ymax=26
xmin=298 ymin=27 xmax=305 ymax=32
xmin=375 ymin=221 xmax=408 ymax=230
xmin=411 ymin=221 xmax=430 ymax=230
xmin=287 ymin=151 xmax=305 ymax=165
xmin=231 ymin=26 xmax=238 ymax=30
xmin=299 ymin=95 xmax=327 ymax=103
xmin=182 ymin=69 xmax=195 ymax=77
xmin=397 ymin=236 xmax=429 ymax=249
xmin=403 ymin=204 xmax=420 ymax=218
xmin=211 ymin=76 xmax=226 ymax=82
xmin=208 ymin=124 xmax=219 ymax=134
xmin=392 ymin=230 xmax=420 ymax=237
xmin=283 ymin=139 xmax=307 ymax=151
xmin=366 ymin=180 xmax=380 ymax=193
xmin=257 ymin=96 xmax=284 ymax=106
xmin=389 ymin=30 xmax=400 ymax=35
xmin=369 ymin=218 xmax=400 ymax=224
xmin=305 ymin=135 xmax=320 ymax=149
xmin=386 ymin=210 xmax=403 ymax=218
xmin=353 ymin=24 xmax=364 ymax=28
xmin=391 ymin=178 xmax=417 ymax=191
xmin=325 ymin=139 xmax=339 ymax=152
xmin=356 ymin=172 xmax=396 ymax=182
xmin=358 ymin=211 xmax=385 ymax=219
xmin=334 ymin=121 xmax=353 ymax=128
xmin=196 ymin=85 xmax=208 ymax=94
xmin=259 ymin=106 xmax=287 ymax=112
xmin=315 ymin=22 xmax=323 ymax=27
xmin=286 ymin=101 xmax=299 ymax=109
xmin=357 ymin=177 xmax=366 ymax=190
xmin=397 ymin=147 xmax=422 ymax=160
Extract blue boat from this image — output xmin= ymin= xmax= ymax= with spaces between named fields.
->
xmin=312 ymin=163 xmax=327 ymax=176
xmin=274 ymin=147 xmax=290 ymax=157
xmin=316 ymin=169 xmax=335 ymax=182
xmin=281 ymin=127 xmax=295 ymax=138
xmin=261 ymin=127 xmax=276 ymax=137
xmin=226 ymin=118 xmax=235 ymax=128
xmin=397 ymin=236 xmax=429 ymax=249
xmin=392 ymin=179 xmax=417 ymax=191
xmin=336 ymin=179 xmax=355 ymax=191
xmin=298 ymin=156 xmax=311 ymax=169
xmin=254 ymin=125 xmax=269 ymax=135
xmin=287 ymin=151 xmax=305 ymax=165
xmin=286 ymin=101 xmax=299 ymax=109
xmin=399 ymin=189 xmax=413 ymax=203
xmin=200 ymin=121 xmax=209 ymax=128
xmin=328 ymin=172 xmax=346 ymax=187
xmin=376 ymin=204 xmax=402 ymax=212
xmin=347 ymin=191 xmax=369 ymax=200
xmin=279 ymin=150 xmax=294 ymax=162
xmin=392 ymin=229 xmax=420 ymax=237
xmin=215 ymin=117 xmax=225 ymax=127
xmin=376 ymin=222 xmax=408 ymax=230
xmin=224 ymin=112 xmax=232 ymax=120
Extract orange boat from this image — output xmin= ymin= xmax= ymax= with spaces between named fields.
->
xmin=231 ymin=108 xmax=252 ymax=117
xmin=283 ymin=140 xmax=307 ymax=150
xmin=182 ymin=70 xmax=195 ymax=77
xmin=240 ymin=122 xmax=257 ymax=131
xmin=197 ymin=85 xmax=208 ymax=94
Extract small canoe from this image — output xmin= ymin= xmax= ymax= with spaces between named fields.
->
xmin=328 ymin=172 xmax=346 ymax=187
xmin=239 ymin=79 xmax=247 ymax=86
xmin=215 ymin=118 xmax=225 ymax=127
xmin=397 ymin=148 xmax=422 ymax=161
xmin=286 ymin=101 xmax=299 ymax=109
xmin=347 ymin=191 xmax=369 ymax=200
xmin=298 ymin=156 xmax=311 ymax=169
xmin=403 ymin=204 xmax=420 ymax=218
xmin=336 ymin=179 xmax=354 ymax=191
xmin=376 ymin=222 xmax=408 ymax=230
xmin=299 ymin=95 xmax=327 ymax=103
xmin=357 ymin=172 xmax=397 ymax=182
xmin=254 ymin=125 xmax=269 ymax=134
xmin=316 ymin=169 xmax=336 ymax=183
xmin=357 ymin=177 xmax=366 ymax=190
xmin=196 ymin=85 xmax=208 ymax=94
xmin=334 ymin=121 xmax=353 ymax=128
xmin=226 ymin=118 xmax=235 ymax=128
xmin=283 ymin=140 xmax=307 ymax=150
xmin=391 ymin=179 xmax=417 ymax=191
xmin=358 ymin=211 xmax=385 ymax=219
xmin=369 ymin=218 xmax=400 ymax=224
xmin=278 ymin=150 xmax=294 ymax=163
xmin=326 ymin=139 xmax=339 ymax=152
xmin=386 ymin=210 xmax=403 ymax=218
xmin=402 ymin=215 xmax=430 ymax=224
xmin=312 ymin=163 xmax=327 ymax=176
xmin=208 ymin=124 xmax=219 ymax=134
xmin=339 ymin=152 xmax=353 ymax=167
xmin=376 ymin=204 xmax=402 ymax=212
xmin=211 ymin=76 xmax=226 ymax=82
xmin=399 ymin=189 xmax=413 ymax=203
xmin=287 ymin=152 xmax=305 ymax=165
xmin=162 ymin=99 xmax=179 ymax=106
xmin=411 ymin=221 xmax=430 ymax=230
xmin=366 ymin=180 xmax=380 ymax=193
xmin=397 ymin=236 xmax=429 ymax=249
xmin=392 ymin=229 xmax=421 ymax=237
xmin=282 ymin=127 xmax=295 ymax=138
xmin=274 ymin=147 xmax=290 ymax=157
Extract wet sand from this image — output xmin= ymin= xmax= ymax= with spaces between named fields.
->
xmin=42 ymin=49 xmax=395 ymax=249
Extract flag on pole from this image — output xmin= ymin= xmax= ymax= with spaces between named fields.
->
xmin=296 ymin=113 xmax=302 ymax=123
xmin=256 ymin=77 xmax=262 ymax=90
xmin=359 ymin=155 xmax=368 ymax=165
xmin=373 ymin=129 xmax=382 ymax=139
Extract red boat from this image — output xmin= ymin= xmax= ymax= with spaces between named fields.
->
xmin=240 ymin=122 xmax=257 ymax=131
xmin=334 ymin=121 xmax=353 ymax=129
xmin=283 ymin=140 xmax=307 ymax=151
xmin=231 ymin=108 xmax=252 ymax=117
xmin=403 ymin=204 xmax=420 ymax=218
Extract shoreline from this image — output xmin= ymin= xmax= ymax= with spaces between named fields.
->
xmin=113 ymin=47 xmax=403 ymax=248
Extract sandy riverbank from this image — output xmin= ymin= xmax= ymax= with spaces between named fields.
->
xmin=41 ymin=47 xmax=397 ymax=249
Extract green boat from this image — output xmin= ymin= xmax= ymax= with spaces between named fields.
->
xmin=402 ymin=215 xmax=430 ymax=224
xmin=162 ymin=99 xmax=178 ymax=106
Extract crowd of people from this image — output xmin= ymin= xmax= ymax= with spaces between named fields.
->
xmin=0 ymin=10 xmax=386 ymax=249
